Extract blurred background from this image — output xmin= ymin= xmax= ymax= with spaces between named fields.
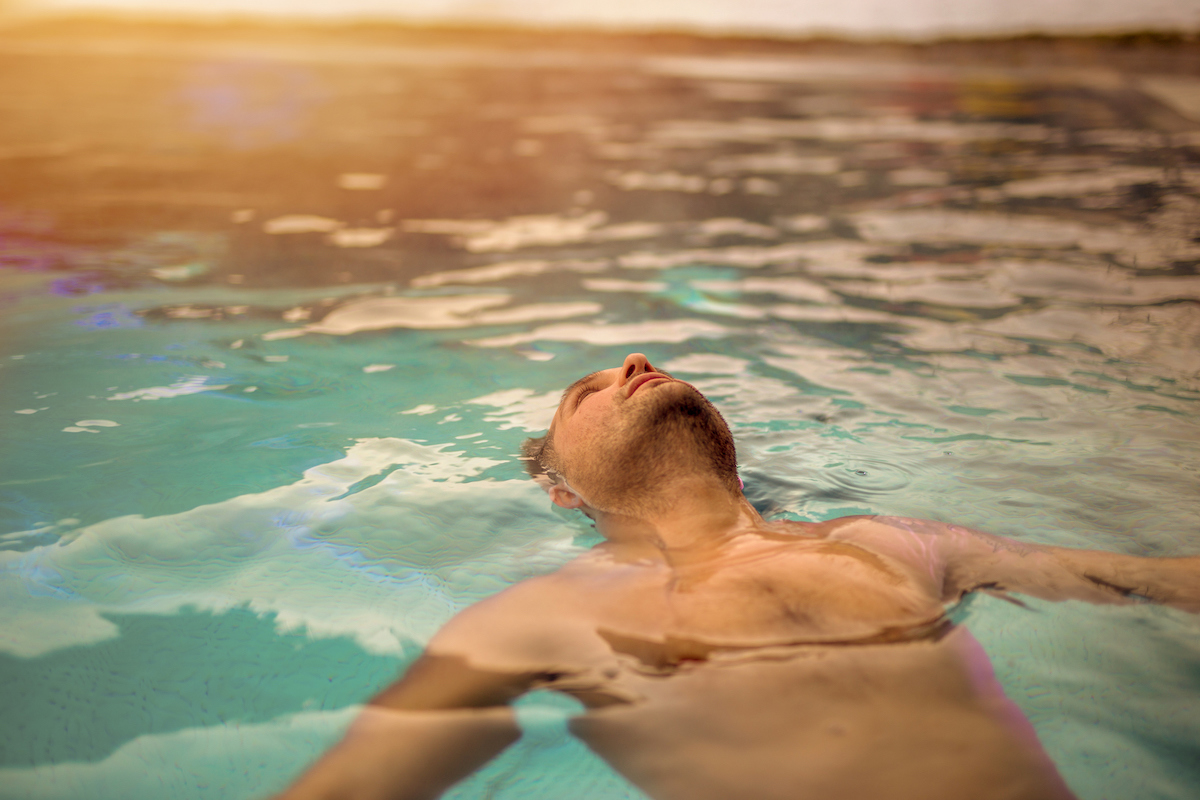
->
xmin=3 ymin=0 xmax=1200 ymax=38
xmin=1 ymin=3 xmax=1198 ymax=800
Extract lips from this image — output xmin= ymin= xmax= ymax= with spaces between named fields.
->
xmin=627 ymin=373 xmax=671 ymax=398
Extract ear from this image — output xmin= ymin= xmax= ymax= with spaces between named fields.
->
xmin=547 ymin=482 xmax=585 ymax=510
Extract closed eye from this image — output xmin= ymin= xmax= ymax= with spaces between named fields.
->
xmin=574 ymin=387 xmax=597 ymax=408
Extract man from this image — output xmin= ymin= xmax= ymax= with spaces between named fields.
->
xmin=278 ymin=353 xmax=1199 ymax=800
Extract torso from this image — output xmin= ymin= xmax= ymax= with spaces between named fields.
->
xmin=551 ymin=520 xmax=947 ymax=654
xmin=568 ymin=628 xmax=1075 ymax=800
xmin=428 ymin=519 xmax=1077 ymax=800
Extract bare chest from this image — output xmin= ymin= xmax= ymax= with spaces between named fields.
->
xmin=589 ymin=540 xmax=945 ymax=649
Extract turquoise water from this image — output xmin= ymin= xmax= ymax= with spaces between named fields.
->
xmin=2 ymin=27 xmax=1200 ymax=799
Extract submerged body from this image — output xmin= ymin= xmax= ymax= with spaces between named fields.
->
xmin=417 ymin=516 xmax=1077 ymax=800
xmin=277 ymin=354 xmax=1200 ymax=800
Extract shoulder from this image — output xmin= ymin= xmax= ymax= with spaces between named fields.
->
xmin=800 ymin=515 xmax=965 ymax=592
xmin=815 ymin=514 xmax=1012 ymax=548
xmin=426 ymin=568 xmax=619 ymax=674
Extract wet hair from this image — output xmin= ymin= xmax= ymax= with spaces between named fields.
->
xmin=520 ymin=433 xmax=556 ymax=482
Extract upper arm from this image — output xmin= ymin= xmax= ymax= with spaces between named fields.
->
xmin=373 ymin=576 xmax=615 ymax=711
xmin=859 ymin=515 xmax=1200 ymax=612
xmin=370 ymin=652 xmax=543 ymax=711
xmin=274 ymin=587 xmax=577 ymax=799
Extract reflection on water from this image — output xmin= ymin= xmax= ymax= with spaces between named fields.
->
xmin=1 ymin=21 xmax=1199 ymax=800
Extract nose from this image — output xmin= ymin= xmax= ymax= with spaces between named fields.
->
xmin=617 ymin=353 xmax=655 ymax=386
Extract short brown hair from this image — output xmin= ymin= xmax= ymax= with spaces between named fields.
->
xmin=520 ymin=433 xmax=557 ymax=482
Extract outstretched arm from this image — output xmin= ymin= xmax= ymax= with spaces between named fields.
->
xmin=273 ymin=654 xmax=539 ymax=800
xmin=828 ymin=516 xmax=1200 ymax=613
xmin=273 ymin=572 xmax=604 ymax=800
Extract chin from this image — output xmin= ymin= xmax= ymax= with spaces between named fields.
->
xmin=645 ymin=380 xmax=713 ymax=418
xmin=640 ymin=385 xmax=738 ymax=467
xmin=585 ymin=385 xmax=740 ymax=508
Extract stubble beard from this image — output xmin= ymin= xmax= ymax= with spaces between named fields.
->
xmin=574 ymin=383 xmax=739 ymax=516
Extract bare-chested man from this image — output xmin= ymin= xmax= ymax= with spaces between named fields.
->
xmin=277 ymin=353 xmax=1200 ymax=800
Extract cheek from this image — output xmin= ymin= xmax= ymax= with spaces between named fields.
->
xmin=557 ymin=400 xmax=611 ymax=458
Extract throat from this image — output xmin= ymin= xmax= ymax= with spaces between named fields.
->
xmin=593 ymin=485 xmax=758 ymax=556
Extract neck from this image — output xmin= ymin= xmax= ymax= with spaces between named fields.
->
xmin=586 ymin=474 xmax=763 ymax=563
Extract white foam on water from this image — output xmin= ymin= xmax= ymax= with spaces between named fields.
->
xmin=695 ymin=218 xmax=779 ymax=239
xmin=412 ymin=259 xmax=615 ymax=288
xmin=304 ymin=294 xmax=593 ymax=335
xmin=606 ymin=170 xmax=709 ymax=193
xmin=981 ymin=305 xmax=1200 ymax=377
xmin=402 ymin=219 xmax=496 ymax=235
xmin=463 ymin=211 xmax=608 ymax=252
xmin=854 ymin=209 xmax=1086 ymax=247
xmin=645 ymin=56 xmax=951 ymax=85
xmin=400 ymin=404 xmax=437 ymax=415
xmin=582 ymin=279 xmax=668 ymax=292
xmin=693 ymin=277 xmax=839 ymax=304
xmin=412 ymin=260 xmax=554 ymax=287
xmin=404 ymin=212 xmax=664 ymax=253
xmin=466 ymin=389 xmax=563 ymax=432
xmin=805 ymin=261 xmax=983 ymax=280
xmin=766 ymin=304 xmax=904 ymax=323
xmin=309 ymin=297 xmax=601 ymax=335
xmin=466 ymin=320 xmax=729 ymax=348
xmin=328 ymin=227 xmax=393 ymax=248
xmin=107 ymin=377 xmax=230 ymax=402
xmin=593 ymin=221 xmax=670 ymax=242
xmin=472 ymin=302 xmax=603 ymax=326
xmin=263 ymin=215 xmax=343 ymax=235
xmin=886 ymin=303 xmax=1200 ymax=379
xmin=0 ymin=438 xmax=578 ymax=659
xmin=661 ymin=354 xmax=750 ymax=374
xmin=708 ymin=153 xmax=841 ymax=175
xmin=650 ymin=117 xmax=1055 ymax=145
xmin=262 ymin=328 xmax=308 ymax=340
xmin=619 ymin=241 xmax=880 ymax=270
xmin=852 ymin=208 xmax=1200 ymax=268
xmin=998 ymin=167 xmax=1165 ymax=198
xmin=830 ymin=278 xmax=1022 ymax=308
xmin=995 ymin=261 xmax=1200 ymax=304
xmin=684 ymin=372 xmax=803 ymax=423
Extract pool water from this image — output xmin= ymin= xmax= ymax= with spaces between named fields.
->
xmin=1 ymin=23 xmax=1199 ymax=800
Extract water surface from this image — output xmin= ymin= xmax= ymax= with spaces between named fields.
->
xmin=1 ymin=24 xmax=1199 ymax=800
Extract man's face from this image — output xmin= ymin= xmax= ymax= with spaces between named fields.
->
xmin=542 ymin=353 xmax=738 ymax=512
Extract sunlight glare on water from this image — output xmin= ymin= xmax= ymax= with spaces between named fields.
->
xmin=0 ymin=23 xmax=1198 ymax=800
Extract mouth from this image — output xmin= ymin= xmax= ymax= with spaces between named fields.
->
xmin=627 ymin=374 xmax=671 ymax=398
